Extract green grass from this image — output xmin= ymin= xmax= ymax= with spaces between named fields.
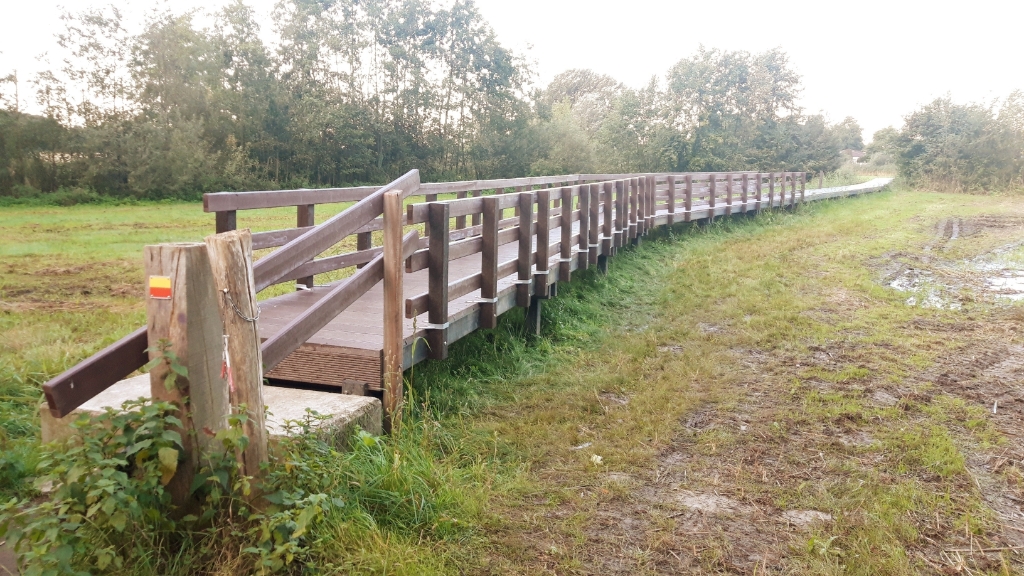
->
xmin=3 ymin=185 xmax=1024 ymax=573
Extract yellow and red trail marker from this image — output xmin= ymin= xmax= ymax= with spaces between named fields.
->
xmin=149 ymin=276 xmax=172 ymax=299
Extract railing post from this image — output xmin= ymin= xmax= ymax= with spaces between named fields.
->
xmin=355 ymin=231 xmax=372 ymax=269
xmin=423 ymin=193 xmax=437 ymax=237
xmin=205 ymin=230 xmax=268 ymax=480
xmin=667 ymin=175 xmax=676 ymax=225
xmin=768 ymin=172 xmax=775 ymax=209
xmin=471 ymin=190 xmax=482 ymax=227
xmin=725 ymin=173 xmax=734 ymax=216
xmin=455 ymin=191 xmax=467 ymax=229
xmin=800 ymin=173 xmax=806 ymax=204
xmin=297 ymin=204 xmax=315 ymax=288
xmin=741 ymin=174 xmax=749 ymax=213
xmin=517 ymin=191 xmax=535 ymax=308
xmin=599 ymin=182 xmax=612 ymax=273
xmin=481 ymin=196 xmax=500 ymax=329
xmin=709 ymin=174 xmax=717 ymax=220
xmin=559 ymin=187 xmax=574 ymax=283
xmin=790 ymin=172 xmax=797 ymax=207
xmin=603 ymin=181 xmax=614 ymax=255
xmin=629 ymin=178 xmax=639 ymax=240
xmin=144 ymin=242 xmax=229 ymax=506
xmin=578 ymin=184 xmax=591 ymax=270
xmin=427 ymin=203 xmax=449 ymax=360
xmin=589 ymin=183 xmax=600 ymax=266
xmin=647 ymin=176 xmax=655 ymax=230
xmin=684 ymin=174 xmax=692 ymax=222
xmin=614 ymin=180 xmax=626 ymax=248
xmin=637 ymin=177 xmax=646 ymax=237
xmin=755 ymin=173 xmax=763 ymax=212
xmin=383 ymin=191 xmax=404 ymax=430
xmin=215 ymin=210 xmax=237 ymax=234
xmin=818 ymin=171 xmax=824 ymax=189
xmin=536 ymin=189 xmax=552 ymax=298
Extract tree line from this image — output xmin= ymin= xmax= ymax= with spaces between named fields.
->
xmin=0 ymin=0 xmax=865 ymax=201
xmin=864 ymin=93 xmax=1024 ymax=191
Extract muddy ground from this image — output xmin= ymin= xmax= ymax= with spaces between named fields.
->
xmin=497 ymin=207 xmax=1024 ymax=575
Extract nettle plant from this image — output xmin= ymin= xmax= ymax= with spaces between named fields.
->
xmin=0 ymin=342 xmax=342 ymax=574
xmin=0 ymin=399 xmax=187 ymax=574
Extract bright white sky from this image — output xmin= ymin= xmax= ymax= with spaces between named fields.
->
xmin=2 ymin=0 xmax=1022 ymax=143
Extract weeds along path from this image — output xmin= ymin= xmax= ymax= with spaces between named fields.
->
xmin=411 ymin=187 xmax=1024 ymax=575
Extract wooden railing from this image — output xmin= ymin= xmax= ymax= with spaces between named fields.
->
xmin=42 ymin=169 xmax=855 ymax=419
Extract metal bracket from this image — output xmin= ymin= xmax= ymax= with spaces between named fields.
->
xmin=514 ymin=279 xmax=532 ymax=285
xmin=422 ymin=322 xmax=450 ymax=330
xmin=469 ymin=297 xmax=499 ymax=304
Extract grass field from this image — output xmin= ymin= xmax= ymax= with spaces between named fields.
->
xmin=3 ymin=183 xmax=1024 ymax=574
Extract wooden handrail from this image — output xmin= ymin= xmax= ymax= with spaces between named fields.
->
xmin=203 ymin=174 xmax=581 ymax=213
xmin=253 ymin=169 xmax=421 ymax=292
xmin=42 ymin=327 xmax=149 ymax=418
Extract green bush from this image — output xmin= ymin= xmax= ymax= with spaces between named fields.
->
xmin=888 ymin=94 xmax=1024 ymax=191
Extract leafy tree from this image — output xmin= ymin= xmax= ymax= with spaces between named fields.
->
xmin=832 ymin=116 xmax=864 ymax=150
xmin=893 ymin=95 xmax=1023 ymax=190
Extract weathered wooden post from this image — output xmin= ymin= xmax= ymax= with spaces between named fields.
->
xmin=643 ymin=174 xmax=651 ymax=229
xmin=636 ymin=177 xmax=646 ymax=237
xmin=755 ymin=173 xmax=763 ymax=212
xmin=725 ymin=173 xmax=734 ymax=216
xmin=382 ymin=190 xmax=404 ymax=430
xmin=599 ymin=182 xmax=612 ymax=273
xmin=144 ymin=243 xmax=229 ymax=506
xmin=666 ymin=175 xmax=676 ymax=226
xmin=818 ymin=171 xmax=824 ymax=189
xmin=768 ymin=172 xmax=775 ymax=209
xmin=709 ymin=174 xmax=717 ymax=221
xmin=481 ymin=195 xmax=501 ymax=328
xmin=588 ymin=184 xmax=600 ymax=266
xmin=741 ymin=174 xmax=749 ymax=214
xmin=297 ymin=205 xmax=315 ymax=287
xmin=559 ymin=187 xmax=574 ymax=283
xmin=578 ymin=184 xmax=591 ymax=269
xmin=427 ymin=202 xmax=450 ymax=360
xmin=684 ymin=174 xmax=693 ymax=222
xmin=615 ymin=180 xmax=626 ymax=248
xmin=536 ymin=189 xmax=552 ymax=297
xmin=215 ymin=211 xmax=237 ymax=234
xmin=355 ymin=231 xmax=372 ymax=269
xmin=629 ymin=178 xmax=639 ymax=241
xmin=523 ymin=190 xmax=542 ymax=336
xmin=204 ymin=230 xmax=268 ymax=479
xmin=517 ymin=191 xmax=535 ymax=308
xmin=800 ymin=172 xmax=806 ymax=204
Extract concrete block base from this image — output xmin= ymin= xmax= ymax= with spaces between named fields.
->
xmin=40 ymin=374 xmax=382 ymax=445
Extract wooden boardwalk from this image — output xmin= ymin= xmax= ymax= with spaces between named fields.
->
xmin=259 ymin=179 xmax=892 ymax=392
xmin=41 ymin=171 xmax=892 ymax=424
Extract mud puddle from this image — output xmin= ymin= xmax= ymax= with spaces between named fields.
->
xmin=884 ymin=216 xmax=1024 ymax=308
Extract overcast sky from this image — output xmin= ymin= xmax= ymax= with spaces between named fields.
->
xmin=3 ymin=0 xmax=1022 ymax=143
